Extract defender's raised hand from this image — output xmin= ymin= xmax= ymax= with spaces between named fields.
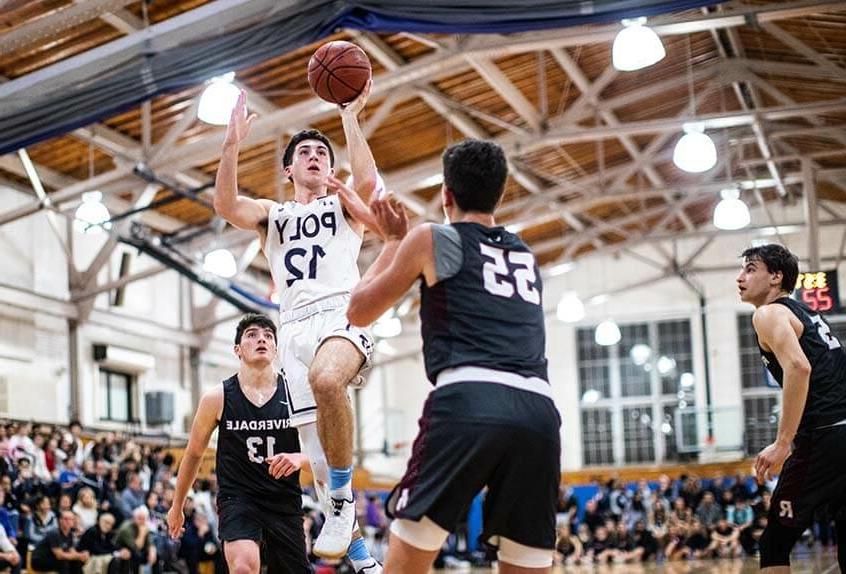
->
xmin=371 ymin=191 xmax=408 ymax=241
xmin=223 ymin=90 xmax=257 ymax=149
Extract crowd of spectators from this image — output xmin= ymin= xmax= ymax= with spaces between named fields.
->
xmin=5 ymin=418 xmax=839 ymax=573
xmin=0 ymin=420 xmax=222 ymax=574
xmin=0 ymin=419 xmax=395 ymax=574
xmin=554 ymin=474 xmax=839 ymax=566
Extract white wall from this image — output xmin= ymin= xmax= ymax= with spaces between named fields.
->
xmin=1 ymin=183 xmax=843 ymax=478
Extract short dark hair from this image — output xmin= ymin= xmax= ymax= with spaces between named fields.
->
xmin=741 ymin=244 xmax=799 ymax=294
xmin=235 ymin=313 xmax=277 ymax=345
xmin=282 ymin=129 xmax=335 ymax=170
xmin=442 ymin=139 xmax=508 ymax=213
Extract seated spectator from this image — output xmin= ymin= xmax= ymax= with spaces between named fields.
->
xmin=118 ymin=473 xmax=145 ymax=518
xmin=731 ymin=471 xmax=751 ymax=501
xmin=0 ymin=519 xmax=19 ymax=574
xmin=179 ymin=512 xmax=220 ymax=574
xmin=695 ymin=491 xmax=722 ymax=528
xmin=556 ymin=483 xmax=579 ymax=527
xmin=710 ymin=516 xmax=741 ymax=558
xmin=73 ymin=488 xmax=99 ymax=532
xmin=115 ymin=506 xmax=156 ymax=574
xmin=586 ymin=526 xmax=617 ymax=564
xmin=0 ymin=490 xmax=16 ymax=546
xmin=684 ymin=519 xmax=712 ymax=559
xmin=669 ymin=497 xmax=692 ymax=526
xmin=582 ymin=499 xmax=605 ymax=533
xmin=623 ymin=491 xmax=647 ymax=529
xmin=630 ymin=520 xmax=658 ymax=562
xmin=30 ymin=510 xmax=89 ymax=574
xmin=58 ymin=493 xmax=74 ymax=513
xmin=31 ymin=434 xmax=51 ymax=482
xmin=59 ymin=458 xmax=82 ymax=492
xmin=78 ymin=513 xmax=130 ymax=574
xmin=13 ymin=458 xmax=43 ymax=506
xmin=664 ymin=524 xmax=690 ymax=561
xmin=8 ymin=423 xmax=35 ymax=464
xmin=554 ymin=523 xmax=583 ymax=566
xmin=26 ymin=495 xmax=57 ymax=546
xmin=727 ymin=497 xmax=754 ymax=530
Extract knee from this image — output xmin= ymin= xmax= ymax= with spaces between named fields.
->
xmin=309 ymin=365 xmax=342 ymax=398
xmin=230 ymin=560 xmax=258 ymax=574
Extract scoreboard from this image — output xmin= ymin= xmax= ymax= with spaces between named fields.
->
xmin=793 ymin=270 xmax=841 ymax=314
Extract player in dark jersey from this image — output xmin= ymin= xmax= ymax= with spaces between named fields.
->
xmin=340 ymin=139 xmax=561 ymax=573
xmin=166 ymin=314 xmax=311 ymax=573
xmin=737 ymin=244 xmax=846 ymax=572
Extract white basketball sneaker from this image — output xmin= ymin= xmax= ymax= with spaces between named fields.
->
xmin=314 ymin=495 xmax=356 ymax=559
xmin=354 ymin=560 xmax=383 ymax=574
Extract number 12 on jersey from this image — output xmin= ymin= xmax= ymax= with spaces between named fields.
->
xmin=480 ymin=244 xmax=541 ymax=305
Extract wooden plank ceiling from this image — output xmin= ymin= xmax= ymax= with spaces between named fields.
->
xmin=1 ymin=0 xmax=845 ymax=271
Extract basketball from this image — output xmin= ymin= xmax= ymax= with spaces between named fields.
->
xmin=307 ymin=41 xmax=372 ymax=105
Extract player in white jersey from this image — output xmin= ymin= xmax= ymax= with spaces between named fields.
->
xmin=213 ymin=86 xmax=382 ymax=572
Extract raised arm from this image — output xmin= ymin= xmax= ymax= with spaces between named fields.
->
xmin=339 ymin=80 xmax=378 ymax=203
xmin=214 ymin=90 xmax=273 ymax=232
xmin=167 ymin=386 xmax=223 ymax=538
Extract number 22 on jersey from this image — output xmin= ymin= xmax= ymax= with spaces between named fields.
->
xmin=480 ymin=243 xmax=541 ymax=305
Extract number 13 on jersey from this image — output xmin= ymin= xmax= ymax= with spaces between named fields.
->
xmin=480 ymin=244 xmax=541 ymax=305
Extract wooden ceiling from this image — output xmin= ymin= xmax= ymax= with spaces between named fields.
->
xmin=2 ymin=0 xmax=846 ymax=272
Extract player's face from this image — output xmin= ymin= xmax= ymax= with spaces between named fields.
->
xmin=236 ymin=326 xmax=277 ymax=365
xmin=285 ymin=140 xmax=334 ymax=188
xmin=737 ymin=257 xmax=780 ymax=306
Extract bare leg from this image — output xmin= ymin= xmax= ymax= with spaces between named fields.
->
xmin=762 ymin=568 xmax=791 ymax=574
xmin=223 ymin=540 xmax=261 ymax=574
xmin=383 ymin=534 xmax=439 ymax=574
xmin=309 ymin=337 xmax=363 ymax=468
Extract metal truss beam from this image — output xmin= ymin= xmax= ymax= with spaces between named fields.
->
xmin=0 ymin=0 xmax=136 ymax=55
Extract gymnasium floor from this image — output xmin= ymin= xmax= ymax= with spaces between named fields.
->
xmin=434 ymin=549 xmax=841 ymax=573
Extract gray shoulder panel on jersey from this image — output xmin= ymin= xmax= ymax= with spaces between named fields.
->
xmin=432 ymin=224 xmax=463 ymax=282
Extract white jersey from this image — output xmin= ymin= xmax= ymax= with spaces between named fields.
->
xmin=263 ymin=194 xmax=362 ymax=312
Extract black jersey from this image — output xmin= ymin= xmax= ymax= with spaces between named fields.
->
xmin=757 ymin=297 xmax=846 ymax=432
xmin=216 ymin=374 xmax=302 ymax=514
xmin=419 ymin=222 xmax=548 ymax=383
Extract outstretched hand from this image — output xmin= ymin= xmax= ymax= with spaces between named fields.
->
xmin=223 ymin=90 xmax=257 ymax=149
xmin=339 ymin=78 xmax=372 ymax=117
xmin=371 ymin=191 xmax=409 ymax=241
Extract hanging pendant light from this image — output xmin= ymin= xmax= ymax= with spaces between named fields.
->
xmin=556 ymin=292 xmax=585 ymax=323
xmin=74 ymin=191 xmax=112 ymax=234
xmin=198 ymin=72 xmax=240 ymax=125
xmin=595 ymin=319 xmax=621 ymax=346
xmin=713 ymin=188 xmax=751 ymax=230
xmin=203 ymin=248 xmax=238 ymax=278
xmin=612 ymin=17 xmax=666 ymax=72
xmin=673 ymin=123 xmax=717 ymax=173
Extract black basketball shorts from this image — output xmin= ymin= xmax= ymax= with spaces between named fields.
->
xmin=385 ymin=380 xmax=562 ymax=550
xmin=768 ymin=423 xmax=846 ymax=529
xmin=217 ymin=495 xmax=311 ymax=573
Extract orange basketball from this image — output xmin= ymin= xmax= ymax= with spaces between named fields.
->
xmin=307 ymin=41 xmax=372 ymax=105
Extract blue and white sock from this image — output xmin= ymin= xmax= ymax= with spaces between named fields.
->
xmin=329 ymin=465 xmax=353 ymax=499
xmin=347 ymin=537 xmax=376 ymax=571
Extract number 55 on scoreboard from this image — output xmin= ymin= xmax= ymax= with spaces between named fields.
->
xmin=793 ymin=270 xmax=841 ymax=313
